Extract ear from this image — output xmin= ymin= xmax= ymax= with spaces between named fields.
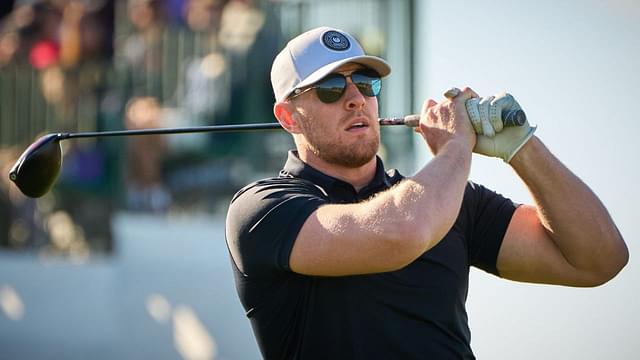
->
xmin=274 ymin=101 xmax=302 ymax=134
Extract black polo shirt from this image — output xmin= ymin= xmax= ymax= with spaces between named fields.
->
xmin=225 ymin=151 xmax=517 ymax=360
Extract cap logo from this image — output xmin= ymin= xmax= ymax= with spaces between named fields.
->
xmin=322 ymin=31 xmax=350 ymax=51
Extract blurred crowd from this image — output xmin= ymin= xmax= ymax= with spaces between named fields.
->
xmin=0 ymin=0 xmax=285 ymax=255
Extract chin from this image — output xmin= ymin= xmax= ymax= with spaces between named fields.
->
xmin=319 ymin=140 xmax=379 ymax=168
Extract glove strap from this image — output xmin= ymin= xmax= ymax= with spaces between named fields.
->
xmin=505 ymin=126 xmax=537 ymax=163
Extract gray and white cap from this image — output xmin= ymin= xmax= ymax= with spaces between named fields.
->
xmin=270 ymin=26 xmax=391 ymax=102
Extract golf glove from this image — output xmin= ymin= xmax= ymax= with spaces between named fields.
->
xmin=465 ymin=92 xmax=536 ymax=162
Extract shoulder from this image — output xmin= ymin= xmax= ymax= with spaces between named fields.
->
xmin=230 ymin=176 xmax=329 ymax=205
xmin=227 ymin=176 xmax=329 ymax=234
xmin=226 ymin=176 xmax=330 ymax=274
xmin=462 ymin=181 xmax=509 ymax=205
xmin=459 ymin=181 xmax=518 ymax=229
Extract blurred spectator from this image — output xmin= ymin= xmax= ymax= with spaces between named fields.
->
xmin=0 ymin=1 xmax=116 ymax=255
xmin=124 ymin=96 xmax=171 ymax=212
xmin=181 ymin=0 xmax=230 ymax=123
xmin=181 ymin=50 xmax=229 ymax=121
xmin=0 ymin=30 xmax=19 ymax=67
xmin=53 ymin=0 xmax=112 ymax=126
xmin=214 ymin=0 xmax=282 ymax=167
xmin=218 ymin=0 xmax=264 ymax=55
xmin=29 ymin=37 xmax=58 ymax=69
xmin=54 ymin=138 xmax=115 ymax=254
xmin=119 ymin=0 xmax=165 ymax=99
xmin=0 ymin=0 xmax=113 ymax=138
xmin=1 ymin=0 xmax=286 ymax=252
xmin=185 ymin=0 xmax=226 ymax=33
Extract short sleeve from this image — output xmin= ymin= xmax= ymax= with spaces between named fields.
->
xmin=225 ymin=178 xmax=328 ymax=276
xmin=464 ymin=181 xmax=518 ymax=275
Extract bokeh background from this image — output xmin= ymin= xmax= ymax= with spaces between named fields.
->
xmin=0 ymin=0 xmax=637 ymax=359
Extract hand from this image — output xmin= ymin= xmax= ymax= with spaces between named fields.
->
xmin=465 ymin=92 xmax=536 ymax=162
xmin=415 ymin=87 xmax=477 ymax=155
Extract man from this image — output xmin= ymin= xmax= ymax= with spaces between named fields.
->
xmin=225 ymin=27 xmax=628 ymax=359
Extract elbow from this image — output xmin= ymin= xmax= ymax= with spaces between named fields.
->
xmin=616 ymin=239 xmax=631 ymax=274
xmin=582 ymin=263 xmax=626 ymax=287
xmin=380 ymin=216 xmax=447 ymax=271
xmin=581 ymin=239 xmax=629 ymax=287
xmin=599 ymin=244 xmax=629 ymax=286
xmin=376 ymin=225 xmax=421 ymax=271
xmin=599 ymin=233 xmax=630 ymax=285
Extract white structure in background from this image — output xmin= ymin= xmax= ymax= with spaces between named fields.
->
xmin=0 ymin=213 xmax=260 ymax=360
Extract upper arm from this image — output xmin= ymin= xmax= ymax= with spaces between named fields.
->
xmin=289 ymin=201 xmax=421 ymax=276
xmin=226 ymin=178 xmax=422 ymax=278
xmin=496 ymin=205 xmax=605 ymax=286
xmin=225 ymin=179 xmax=327 ymax=277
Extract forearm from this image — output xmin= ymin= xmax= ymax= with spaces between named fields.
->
xmin=510 ymin=137 xmax=628 ymax=276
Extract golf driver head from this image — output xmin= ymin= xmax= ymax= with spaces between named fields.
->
xmin=8 ymin=133 xmax=62 ymax=198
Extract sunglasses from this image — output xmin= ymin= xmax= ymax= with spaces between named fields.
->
xmin=288 ymin=69 xmax=382 ymax=103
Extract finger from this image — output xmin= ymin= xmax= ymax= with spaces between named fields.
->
xmin=460 ymin=86 xmax=479 ymax=99
xmin=417 ymin=99 xmax=438 ymax=134
xmin=479 ymin=96 xmax=495 ymax=137
xmin=443 ymin=87 xmax=461 ymax=100
xmin=489 ymin=96 xmax=504 ymax=133
xmin=420 ymin=99 xmax=438 ymax=123
xmin=493 ymin=92 xmax=515 ymax=108
xmin=491 ymin=92 xmax=521 ymax=116
xmin=465 ymin=98 xmax=483 ymax=134
xmin=421 ymin=98 xmax=438 ymax=114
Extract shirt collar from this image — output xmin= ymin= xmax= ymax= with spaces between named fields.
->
xmin=279 ymin=150 xmax=394 ymax=197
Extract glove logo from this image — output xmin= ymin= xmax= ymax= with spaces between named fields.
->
xmin=322 ymin=31 xmax=350 ymax=51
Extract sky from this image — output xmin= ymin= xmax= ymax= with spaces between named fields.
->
xmin=414 ymin=1 xmax=639 ymax=358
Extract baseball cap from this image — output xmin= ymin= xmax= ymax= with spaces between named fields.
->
xmin=270 ymin=26 xmax=391 ymax=102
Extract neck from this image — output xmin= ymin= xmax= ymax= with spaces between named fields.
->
xmin=298 ymin=150 xmax=377 ymax=192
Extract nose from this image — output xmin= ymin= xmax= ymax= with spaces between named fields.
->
xmin=343 ymin=77 xmax=366 ymax=111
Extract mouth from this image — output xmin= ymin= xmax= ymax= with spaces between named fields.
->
xmin=345 ymin=117 xmax=371 ymax=132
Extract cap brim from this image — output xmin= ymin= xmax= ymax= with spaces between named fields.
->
xmin=291 ymin=55 xmax=391 ymax=98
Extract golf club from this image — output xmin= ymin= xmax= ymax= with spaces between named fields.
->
xmin=8 ymin=110 xmax=525 ymax=198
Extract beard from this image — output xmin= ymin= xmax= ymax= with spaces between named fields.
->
xmin=297 ymin=114 xmax=380 ymax=168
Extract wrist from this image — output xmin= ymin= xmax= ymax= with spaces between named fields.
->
xmin=508 ymin=135 xmax=540 ymax=167
xmin=439 ymin=138 xmax=474 ymax=165
xmin=448 ymin=137 xmax=475 ymax=155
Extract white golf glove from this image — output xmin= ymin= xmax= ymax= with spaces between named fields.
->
xmin=465 ymin=92 xmax=536 ymax=162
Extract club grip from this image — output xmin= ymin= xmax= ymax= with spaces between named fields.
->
xmin=400 ymin=109 xmax=526 ymax=128
xmin=503 ymin=109 xmax=526 ymax=127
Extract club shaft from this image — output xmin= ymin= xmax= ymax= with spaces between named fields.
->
xmin=62 ymin=123 xmax=284 ymax=139
xmin=58 ymin=110 xmax=524 ymax=140
xmin=59 ymin=117 xmax=414 ymax=140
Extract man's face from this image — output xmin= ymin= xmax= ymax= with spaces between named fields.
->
xmin=288 ymin=63 xmax=380 ymax=168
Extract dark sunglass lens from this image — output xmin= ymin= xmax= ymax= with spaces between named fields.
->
xmin=352 ymin=71 xmax=381 ymax=97
xmin=315 ymin=75 xmax=346 ymax=103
